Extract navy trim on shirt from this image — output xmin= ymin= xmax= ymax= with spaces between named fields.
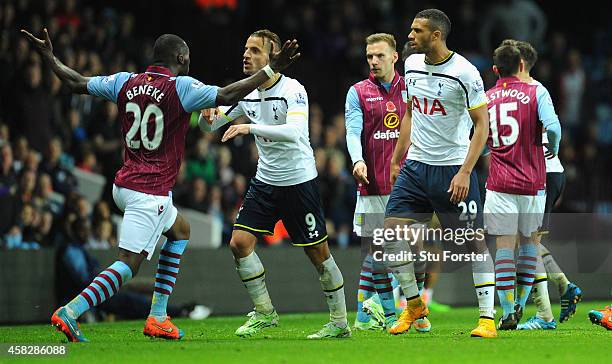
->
xmin=240 ymin=97 xmax=288 ymax=107
xmin=406 ymin=69 xmax=470 ymax=108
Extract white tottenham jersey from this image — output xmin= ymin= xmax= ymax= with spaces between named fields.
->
xmin=404 ymin=52 xmax=488 ymax=165
xmin=221 ymin=75 xmax=317 ymax=186
xmin=529 ymin=79 xmax=564 ymax=173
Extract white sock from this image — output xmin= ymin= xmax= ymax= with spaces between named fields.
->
xmin=384 ymin=239 xmax=419 ymax=298
xmin=540 ymin=243 xmax=570 ymax=295
xmin=472 ymin=250 xmax=495 ymax=319
xmin=236 ymin=252 xmax=274 ymax=314
xmin=318 ymin=255 xmax=347 ymax=327
xmin=533 ymin=255 xmax=554 ymax=321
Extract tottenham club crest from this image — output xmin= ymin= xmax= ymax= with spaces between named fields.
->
xmin=272 ymin=104 xmax=279 ymax=120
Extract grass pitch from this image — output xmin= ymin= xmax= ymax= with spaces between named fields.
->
xmin=1 ymin=301 xmax=609 ymax=363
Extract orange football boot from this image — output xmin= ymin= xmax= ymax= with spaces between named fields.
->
xmin=51 ymin=307 xmax=89 ymax=342
xmin=588 ymin=306 xmax=612 ymax=330
xmin=389 ymin=297 xmax=429 ymax=335
xmin=470 ymin=317 xmax=498 ymax=338
xmin=143 ymin=316 xmax=184 ymax=339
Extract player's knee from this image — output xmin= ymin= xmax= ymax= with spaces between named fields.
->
xmin=229 ymin=231 xmax=256 ymax=257
xmin=383 ymin=217 xmax=402 ymax=230
xmin=304 ymin=242 xmax=330 ymax=266
xmin=229 ymin=238 xmax=248 ymax=257
xmin=171 ymin=214 xmax=190 ymax=241
xmin=177 ymin=219 xmax=190 ymax=240
xmin=117 ymin=250 xmax=144 ymax=276
xmin=164 ymin=214 xmax=190 ymax=242
xmin=127 ymin=262 xmax=140 ymax=276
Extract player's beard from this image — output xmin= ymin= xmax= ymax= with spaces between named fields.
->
xmin=243 ymin=62 xmax=258 ymax=76
xmin=416 ymin=42 xmax=431 ymax=54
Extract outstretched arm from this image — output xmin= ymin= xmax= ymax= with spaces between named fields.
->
xmin=215 ymin=39 xmax=301 ymax=105
xmin=222 ymin=86 xmax=309 ymax=143
xmin=198 ymin=104 xmax=244 ymax=132
xmin=21 ymin=28 xmax=90 ymax=94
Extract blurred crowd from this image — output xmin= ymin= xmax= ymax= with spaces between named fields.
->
xmin=1 ymin=0 xmax=610 ymax=251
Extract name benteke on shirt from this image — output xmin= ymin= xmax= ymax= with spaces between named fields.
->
xmin=126 ymin=84 xmax=165 ymax=103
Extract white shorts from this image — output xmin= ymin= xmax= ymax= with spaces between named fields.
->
xmin=112 ymin=184 xmax=178 ymax=260
xmin=353 ymin=195 xmax=389 ymax=237
xmin=484 ymin=189 xmax=546 ymax=237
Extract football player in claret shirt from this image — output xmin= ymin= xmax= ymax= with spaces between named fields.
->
xmin=345 ymin=33 xmax=432 ymax=333
xmin=484 ymin=44 xmax=561 ymax=330
xmin=200 ymin=30 xmax=350 ymax=339
xmin=383 ymin=9 xmax=496 ymax=337
xmin=22 ymin=28 xmax=299 ymax=342
xmin=498 ymin=39 xmax=581 ymax=331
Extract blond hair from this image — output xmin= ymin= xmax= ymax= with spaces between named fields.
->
xmin=365 ymin=33 xmax=396 ymax=50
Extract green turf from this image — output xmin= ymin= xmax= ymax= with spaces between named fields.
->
xmin=1 ymin=301 xmax=609 ymax=363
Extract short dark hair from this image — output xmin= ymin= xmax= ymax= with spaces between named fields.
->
xmin=415 ymin=9 xmax=451 ymax=40
xmin=493 ymin=45 xmax=521 ymax=77
xmin=516 ymin=41 xmax=538 ymax=71
xmin=500 ymin=39 xmax=519 ymax=47
xmin=153 ymin=34 xmax=188 ymax=64
xmin=500 ymin=39 xmax=538 ymax=70
xmin=250 ymin=29 xmax=281 ymax=53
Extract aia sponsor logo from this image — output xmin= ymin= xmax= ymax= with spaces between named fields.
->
xmin=412 ymin=96 xmax=447 ymax=115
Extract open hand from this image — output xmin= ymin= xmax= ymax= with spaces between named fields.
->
xmin=222 ymin=124 xmax=250 ymax=142
xmin=269 ymin=39 xmax=300 ymax=72
xmin=21 ymin=28 xmax=53 ymax=56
